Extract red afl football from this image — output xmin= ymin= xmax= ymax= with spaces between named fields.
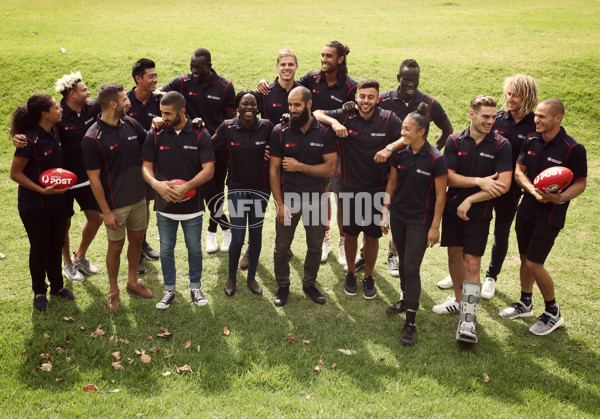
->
xmin=169 ymin=179 xmax=196 ymax=202
xmin=533 ymin=166 xmax=574 ymax=193
xmin=39 ymin=168 xmax=78 ymax=190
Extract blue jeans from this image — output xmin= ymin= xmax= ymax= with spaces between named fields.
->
xmin=227 ymin=190 xmax=269 ymax=279
xmin=156 ymin=212 xmax=203 ymax=290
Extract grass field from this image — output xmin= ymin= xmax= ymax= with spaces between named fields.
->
xmin=1 ymin=0 xmax=599 ymax=417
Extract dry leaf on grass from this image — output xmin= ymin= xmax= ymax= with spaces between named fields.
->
xmin=112 ymin=352 xmax=120 ymax=361
xmin=162 ymin=354 xmax=173 ymax=362
xmin=112 ymin=361 xmax=124 ymax=370
xmin=80 ymin=326 xmax=85 ymax=331
xmin=119 ymin=339 xmax=129 ymax=344
xmin=90 ymin=326 xmax=105 ymax=338
xmin=37 ymin=353 xmax=54 ymax=360
xmin=285 ymin=333 xmax=296 ymax=343
xmin=43 ymin=333 xmax=51 ymax=339
xmin=175 ymin=364 xmax=193 ymax=374
xmin=108 ymin=335 xmax=115 ymax=345
xmin=65 ymin=356 xmax=72 ymax=363
xmin=140 ymin=354 xmax=151 ymax=364
xmin=223 ymin=326 xmax=230 ymax=336
xmin=331 ymin=363 xmax=338 ymax=369
xmin=303 ymin=340 xmax=311 ymax=344
xmin=147 ymin=334 xmax=154 ymax=341
xmin=196 ymin=345 xmax=201 ymax=352
xmin=109 ymin=389 xmax=120 ymax=393
xmin=127 ymin=357 xmax=134 ymax=364
xmin=55 ymin=377 xmax=63 ymax=382
xmin=150 ymin=346 xmax=160 ymax=353
xmin=63 ymin=316 xmax=74 ymax=322
xmin=483 ymin=373 xmax=490 ymax=383
xmin=82 ymin=384 xmax=98 ymax=392
xmin=0 ymin=253 xmax=5 ymax=260
xmin=407 ymin=354 xmax=415 ymax=359
xmin=40 ymin=362 xmax=52 ymax=372
xmin=55 ymin=347 xmax=65 ymax=355
xmin=162 ymin=371 xmax=172 ymax=377
xmin=184 ymin=340 xmax=191 ymax=349
xmin=338 ymin=349 xmax=356 ymax=356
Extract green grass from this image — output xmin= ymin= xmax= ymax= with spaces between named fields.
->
xmin=1 ymin=0 xmax=599 ymax=417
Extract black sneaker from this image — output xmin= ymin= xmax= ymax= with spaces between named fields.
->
xmin=386 ymin=299 xmax=406 ymax=314
xmin=273 ymin=286 xmax=289 ymax=307
xmin=142 ymin=240 xmax=159 ymax=260
xmin=362 ymin=275 xmax=377 ymax=299
xmin=191 ymin=289 xmax=208 ymax=307
xmin=303 ymin=285 xmax=326 ymax=305
xmin=33 ymin=295 xmax=47 ymax=311
xmin=401 ymin=323 xmax=417 ymax=346
xmin=354 ymin=254 xmax=366 ymax=271
xmin=137 ymin=254 xmax=147 ymax=274
xmin=50 ymin=288 xmax=75 ymax=300
xmin=156 ymin=290 xmax=175 ymax=309
xmin=344 ymin=272 xmax=358 ymax=296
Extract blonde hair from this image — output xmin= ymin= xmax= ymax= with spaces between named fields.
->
xmin=276 ymin=47 xmax=298 ymax=65
xmin=55 ymin=71 xmax=83 ymax=96
xmin=501 ymin=74 xmax=539 ymax=116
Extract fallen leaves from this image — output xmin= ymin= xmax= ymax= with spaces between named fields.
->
xmin=313 ymin=359 xmax=326 ymax=373
xmin=303 ymin=340 xmax=311 ymax=344
xmin=112 ymin=352 xmax=121 ymax=361
xmin=82 ymin=384 xmax=98 ymax=392
xmin=285 ymin=333 xmax=296 ymax=343
xmin=338 ymin=348 xmax=356 ymax=356
xmin=483 ymin=373 xmax=490 ymax=383
xmin=331 ymin=363 xmax=338 ymax=369
xmin=150 ymin=346 xmax=160 ymax=354
xmin=184 ymin=340 xmax=191 ymax=349
xmin=147 ymin=334 xmax=154 ymax=341
xmin=55 ymin=347 xmax=65 ymax=355
xmin=40 ymin=362 xmax=52 ymax=372
xmin=175 ymin=364 xmax=193 ymax=374
xmin=140 ymin=354 xmax=151 ymax=364
xmin=37 ymin=353 xmax=53 ymax=360
xmin=162 ymin=354 xmax=173 ymax=362
xmin=162 ymin=371 xmax=172 ymax=377
xmin=43 ymin=333 xmax=51 ymax=339
xmin=223 ymin=326 xmax=230 ymax=336
xmin=90 ymin=326 xmax=105 ymax=338
xmin=63 ymin=316 xmax=74 ymax=322
xmin=112 ymin=361 xmax=124 ymax=370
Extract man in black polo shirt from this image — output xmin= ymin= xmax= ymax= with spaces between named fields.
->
xmin=315 ymin=79 xmax=403 ymax=300
xmin=142 ymin=92 xmax=215 ymax=310
xmin=270 ymin=86 xmax=337 ymax=307
xmin=499 ymin=98 xmax=587 ymax=336
xmin=161 ymin=48 xmax=236 ymax=255
xmin=83 ymin=83 xmax=154 ymax=311
xmin=127 ymin=58 xmax=161 ymax=274
xmin=433 ymin=95 xmax=512 ymax=344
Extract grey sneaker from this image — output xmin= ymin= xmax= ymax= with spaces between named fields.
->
xmin=73 ymin=252 xmax=98 ymax=275
xmin=499 ymin=301 xmax=534 ymax=319
xmin=137 ymin=254 xmax=147 ymax=274
xmin=362 ymin=275 xmax=377 ymax=299
xmin=191 ymin=289 xmax=208 ymax=307
xmin=529 ymin=309 xmax=564 ymax=336
xmin=142 ymin=240 xmax=159 ymax=260
xmin=63 ymin=263 xmax=84 ymax=282
xmin=354 ymin=254 xmax=366 ymax=271
xmin=156 ymin=290 xmax=175 ymax=309
xmin=387 ymin=254 xmax=399 ymax=277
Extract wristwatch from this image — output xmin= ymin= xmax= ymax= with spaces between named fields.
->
xmin=385 ymin=144 xmax=395 ymax=152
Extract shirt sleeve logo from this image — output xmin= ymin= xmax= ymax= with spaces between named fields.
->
xmin=159 ymin=146 xmax=170 ymax=150
xmin=285 ymin=143 xmax=296 ymax=148
xmin=458 ymin=151 xmax=468 ymax=156
xmin=189 ymin=91 xmax=198 ymax=96
xmin=109 ymin=143 xmax=119 ymax=150
xmin=272 ymin=103 xmax=283 ymax=108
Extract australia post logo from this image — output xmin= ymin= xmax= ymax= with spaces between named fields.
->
xmin=40 ymin=171 xmax=75 ymax=187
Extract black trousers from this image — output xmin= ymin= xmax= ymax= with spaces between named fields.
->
xmin=203 ymin=151 xmax=230 ymax=233
xmin=20 ymin=205 xmax=66 ymax=295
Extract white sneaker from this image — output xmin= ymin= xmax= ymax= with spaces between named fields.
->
xmin=206 ymin=231 xmax=218 ymax=253
xmin=387 ymin=254 xmax=399 ymax=277
xmin=220 ymin=229 xmax=232 ymax=252
xmin=432 ymin=296 xmax=459 ymax=314
xmin=338 ymin=237 xmax=347 ymax=266
xmin=63 ymin=263 xmax=84 ymax=282
xmin=321 ymin=230 xmax=332 ymax=262
xmin=437 ymin=275 xmax=453 ymax=289
xmin=481 ymin=277 xmax=496 ymax=299
xmin=73 ymin=252 xmax=99 ymax=275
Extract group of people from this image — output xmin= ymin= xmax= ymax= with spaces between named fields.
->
xmin=9 ymin=41 xmax=587 ymax=346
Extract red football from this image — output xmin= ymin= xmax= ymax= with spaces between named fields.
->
xmin=533 ymin=166 xmax=574 ymax=193
xmin=169 ymin=179 xmax=196 ymax=202
xmin=39 ymin=168 xmax=78 ymax=191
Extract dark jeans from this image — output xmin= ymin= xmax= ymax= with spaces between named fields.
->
xmin=486 ymin=195 xmax=520 ymax=281
xmin=203 ymin=151 xmax=229 ymax=233
xmin=228 ymin=190 xmax=269 ymax=279
xmin=274 ymin=197 xmax=326 ymax=288
xmin=390 ymin=217 xmax=428 ymax=311
xmin=20 ymin=205 xmax=66 ymax=295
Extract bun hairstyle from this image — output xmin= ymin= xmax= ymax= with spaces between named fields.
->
xmin=406 ymin=102 xmax=431 ymax=134
xmin=323 ymin=40 xmax=350 ymax=83
xmin=10 ymin=93 xmax=54 ymax=136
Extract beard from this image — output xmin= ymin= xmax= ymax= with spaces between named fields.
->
xmin=167 ymin=113 xmax=182 ymax=128
xmin=290 ymin=106 xmax=310 ymax=129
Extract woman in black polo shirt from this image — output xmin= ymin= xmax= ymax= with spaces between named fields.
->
xmin=382 ymin=103 xmax=448 ymax=345
xmin=213 ymin=90 xmax=274 ymax=296
xmin=10 ymin=93 xmax=75 ymax=311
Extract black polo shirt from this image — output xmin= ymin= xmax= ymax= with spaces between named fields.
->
xmin=126 ymin=87 xmax=161 ymax=130
xmin=161 ymin=69 xmax=235 ymax=135
xmin=57 ymin=98 xmax=101 ymax=185
xmin=493 ymin=110 xmax=536 ymax=201
xmin=298 ymin=70 xmax=357 ymax=111
xmin=270 ymin=117 xmax=337 ymax=194
xmin=516 ymin=127 xmax=587 ymax=229
xmin=141 ymin=119 xmax=215 ymax=215
xmin=14 ymin=125 xmax=65 ymax=212
xmin=443 ymin=127 xmax=512 ymax=220
xmin=379 ymin=89 xmax=447 ymax=126
xmin=390 ymin=143 xmax=447 ymax=227
xmin=215 ymin=117 xmax=274 ymax=192
xmin=257 ymin=78 xmax=300 ymax=125
xmin=325 ymin=108 xmax=402 ymax=193
xmin=82 ymin=116 xmax=146 ymax=210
